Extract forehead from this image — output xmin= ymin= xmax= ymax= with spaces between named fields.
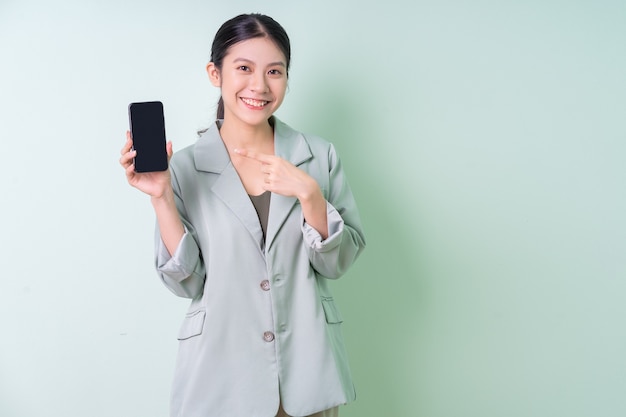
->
xmin=224 ymin=37 xmax=286 ymax=65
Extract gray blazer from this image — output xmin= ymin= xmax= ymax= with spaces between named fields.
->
xmin=155 ymin=117 xmax=366 ymax=417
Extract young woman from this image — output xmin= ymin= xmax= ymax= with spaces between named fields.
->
xmin=120 ymin=13 xmax=365 ymax=417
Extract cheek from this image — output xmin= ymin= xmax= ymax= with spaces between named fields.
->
xmin=220 ymin=72 xmax=245 ymax=90
xmin=271 ymin=80 xmax=288 ymax=97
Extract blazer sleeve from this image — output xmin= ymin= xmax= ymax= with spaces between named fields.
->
xmin=301 ymin=143 xmax=366 ymax=279
xmin=154 ymin=168 xmax=206 ymax=299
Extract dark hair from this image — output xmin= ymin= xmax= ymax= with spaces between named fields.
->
xmin=211 ymin=14 xmax=291 ymax=119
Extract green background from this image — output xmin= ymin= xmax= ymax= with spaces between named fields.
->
xmin=1 ymin=0 xmax=624 ymax=416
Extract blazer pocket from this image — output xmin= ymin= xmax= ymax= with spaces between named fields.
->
xmin=177 ymin=309 xmax=206 ymax=340
xmin=321 ymin=296 xmax=343 ymax=324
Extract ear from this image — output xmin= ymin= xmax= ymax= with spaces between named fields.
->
xmin=206 ymin=62 xmax=221 ymax=87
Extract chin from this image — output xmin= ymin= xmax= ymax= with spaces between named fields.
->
xmin=242 ymin=108 xmax=276 ymax=123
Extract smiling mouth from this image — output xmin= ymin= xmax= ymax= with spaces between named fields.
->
xmin=241 ymin=98 xmax=269 ymax=108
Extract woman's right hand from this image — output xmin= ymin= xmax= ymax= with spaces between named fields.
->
xmin=119 ymin=131 xmax=174 ymax=198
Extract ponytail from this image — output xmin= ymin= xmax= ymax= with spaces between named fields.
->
xmin=216 ymin=96 xmax=224 ymax=120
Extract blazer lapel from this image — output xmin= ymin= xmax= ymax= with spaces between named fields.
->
xmin=265 ymin=118 xmax=313 ymax=251
xmin=194 ymin=123 xmax=265 ymax=252
xmin=192 ymin=119 xmax=313 ymax=254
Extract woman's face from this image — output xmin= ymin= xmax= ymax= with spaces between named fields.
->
xmin=208 ymin=36 xmax=288 ymax=128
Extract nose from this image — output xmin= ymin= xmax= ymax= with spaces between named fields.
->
xmin=250 ymin=72 xmax=269 ymax=93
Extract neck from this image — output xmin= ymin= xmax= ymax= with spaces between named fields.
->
xmin=219 ymin=117 xmax=274 ymax=150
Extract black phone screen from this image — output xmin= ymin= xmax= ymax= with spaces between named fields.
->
xmin=128 ymin=101 xmax=168 ymax=172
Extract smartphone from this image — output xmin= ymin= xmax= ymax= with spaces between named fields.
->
xmin=128 ymin=101 xmax=168 ymax=172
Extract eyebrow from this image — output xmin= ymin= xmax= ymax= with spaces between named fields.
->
xmin=233 ymin=57 xmax=286 ymax=67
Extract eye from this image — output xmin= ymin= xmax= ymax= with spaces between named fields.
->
xmin=238 ymin=65 xmax=251 ymax=72
xmin=268 ymin=69 xmax=283 ymax=76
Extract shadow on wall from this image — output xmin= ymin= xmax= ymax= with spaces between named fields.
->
xmin=301 ymin=75 xmax=432 ymax=416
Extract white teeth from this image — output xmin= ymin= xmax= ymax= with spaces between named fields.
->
xmin=241 ymin=98 xmax=268 ymax=107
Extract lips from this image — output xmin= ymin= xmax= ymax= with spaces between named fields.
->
xmin=241 ymin=97 xmax=269 ymax=108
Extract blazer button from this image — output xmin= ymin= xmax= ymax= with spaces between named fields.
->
xmin=260 ymin=280 xmax=270 ymax=291
xmin=263 ymin=331 xmax=275 ymax=342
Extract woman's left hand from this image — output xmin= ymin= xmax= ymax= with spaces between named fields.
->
xmin=235 ymin=148 xmax=329 ymax=239
xmin=234 ymin=149 xmax=320 ymax=201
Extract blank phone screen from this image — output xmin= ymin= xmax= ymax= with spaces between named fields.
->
xmin=128 ymin=101 xmax=168 ymax=172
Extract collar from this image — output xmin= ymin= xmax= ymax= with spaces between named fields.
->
xmin=193 ymin=116 xmax=313 ymax=173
